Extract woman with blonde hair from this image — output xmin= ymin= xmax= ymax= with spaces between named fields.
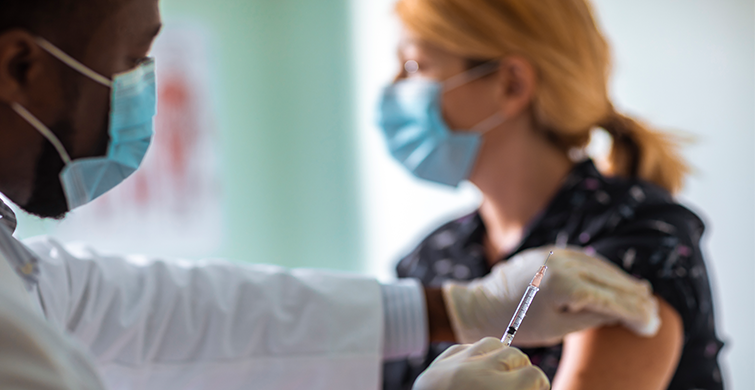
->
xmin=377 ymin=0 xmax=724 ymax=389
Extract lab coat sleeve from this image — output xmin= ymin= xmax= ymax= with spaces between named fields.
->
xmin=24 ymin=237 xmax=384 ymax=390
xmin=381 ymin=279 xmax=429 ymax=360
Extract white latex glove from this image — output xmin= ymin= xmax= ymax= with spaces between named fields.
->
xmin=413 ymin=337 xmax=549 ymax=390
xmin=443 ymin=246 xmax=660 ymax=346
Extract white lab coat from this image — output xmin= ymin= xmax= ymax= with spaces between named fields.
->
xmin=20 ymin=237 xmax=384 ymax=390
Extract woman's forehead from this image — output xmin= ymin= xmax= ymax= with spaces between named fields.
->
xmin=398 ymin=36 xmax=461 ymax=63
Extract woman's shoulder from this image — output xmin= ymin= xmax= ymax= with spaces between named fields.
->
xmin=605 ymin=180 xmax=703 ymax=240
xmin=564 ymin=166 xmax=717 ymax=341
xmin=562 ymin=160 xmax=705 ymax=242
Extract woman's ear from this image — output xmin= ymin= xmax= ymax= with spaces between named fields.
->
xmin=496 ymin=56 xmax=537 ymax=120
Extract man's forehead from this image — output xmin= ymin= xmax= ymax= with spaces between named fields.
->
xmin=0 ymin=0 xmax=160 ymax=59
xmin=92 ymin=0 xmax=161 ymax=44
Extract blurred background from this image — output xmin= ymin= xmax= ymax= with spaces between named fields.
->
xmin=6 ymin=0 xmax=753 ymax=387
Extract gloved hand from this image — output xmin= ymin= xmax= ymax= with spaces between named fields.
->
xmin=443 ymin=246 xmax=660 ymax=346
xmin=413 ymin=337 xmax=549 ymax=390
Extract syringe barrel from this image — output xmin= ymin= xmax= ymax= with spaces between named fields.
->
xmin=502 ymin=260 xmax=548 ymax=346
xmin=505 ymin=285 xmax=540 ymax=335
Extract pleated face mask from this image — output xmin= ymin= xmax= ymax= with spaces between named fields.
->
xmin=12 ymin=38 xmax=156 ymax=210
xmin=377 ymin=61 xmax=504 ymax=187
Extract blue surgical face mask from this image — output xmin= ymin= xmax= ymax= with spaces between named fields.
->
xmin=377 ymin=61 xmax=504 ymax=187
xmin=12 ymin=38 xmax=156 ymax=210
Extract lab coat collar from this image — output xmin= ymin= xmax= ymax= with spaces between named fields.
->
xmin=0 ymin=199 xmax=16 ymax=234
xmin=0 ymin=209 xmax=39 ymax=290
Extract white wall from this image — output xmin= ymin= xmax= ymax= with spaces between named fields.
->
xmin=351 ymin=0 xmax=755 ymax=388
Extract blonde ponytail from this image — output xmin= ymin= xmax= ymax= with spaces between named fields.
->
xmin=396 ymin=0 xmax=691 ymax=194
xmin=600 ymin=111 xmax=689 ymax=194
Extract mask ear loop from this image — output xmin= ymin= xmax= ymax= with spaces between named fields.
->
xmin=443 ymin=61 xmax=501 ymax=92
xmin=472 ymin=112 xmax=506 ymax=134
xmin=35 ymin=38 xmax=113 ymax=88
xmin=14 ymin=38 xmax=116 ymax=165
xmin=442 ymin=61 xmax=507 ymax=135
xmin=11 ymin=103 xmax=72 ymax=164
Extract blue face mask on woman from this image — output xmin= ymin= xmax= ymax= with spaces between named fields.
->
xmin=377 ymin=61 xmax=504 ymax=187
xmin=12 ymin=38 xmax=156 ymax=210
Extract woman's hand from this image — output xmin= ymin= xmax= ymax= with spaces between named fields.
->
xmin=442 ymin=246 xmax=660 ymax=345
xmin=413 ymin=337 xmax=549 ymax=390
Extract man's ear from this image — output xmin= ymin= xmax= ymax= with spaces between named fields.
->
xmin=0 ymin=30 xmax=48 ymax=106
xmin=496 ymin=56 xmax=537 ymax=120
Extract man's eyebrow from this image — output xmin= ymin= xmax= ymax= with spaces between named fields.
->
xmin=149 ymin=24 xmax=163 ymax=39
xmin=142 ymin=23 xmax=163 ymax=43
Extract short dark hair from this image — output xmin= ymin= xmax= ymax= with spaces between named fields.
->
xmin=0 ymin=0 xmax=118 ymax=55
xmin=0 ymin=0 xmax=76 ymax=33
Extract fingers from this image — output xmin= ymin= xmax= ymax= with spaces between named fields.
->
xmin=463 ymin=337 xmax=506 ymax=357
xmin=548 ymin=274 xmax=661 ymax=338
xmin=483 ymin=362 xmax=550 ymax=390
xmin=578 ymin=260 xmax=652 ymax=294
xmin=502 ymin=365 xmax=551 ymax=390
xmin=434 ymin=343 xmax=468 ymax=361
xmin=488 ymin=345 xmax=533 ymax=371
xmin=619 ymin=295 xmax=661 ymax=336
xmin=558 ymin=277 xmax=658 ymax=329
xmin=558 ymin=286 xmax=645 ymax=326
xmin=450 ymin=339 xmax=534 ymax=371
xmin=545 ymin=248 xmax=656 ymax=315
xmin=484 ymin=351 xmax=550 ymax=390
xmin=418 ymin=345 xmax=549 ymax=390
xmin=437 ymin=338 xmax=508 ymax=362
xmin=564 ymin=248 xmax=651 ymax=294
xmin=540 ymin=248 xmax=651 ymax=298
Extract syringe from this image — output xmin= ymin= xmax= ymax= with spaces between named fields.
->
xmin=501 ymin=251 xmax=552 ymax=347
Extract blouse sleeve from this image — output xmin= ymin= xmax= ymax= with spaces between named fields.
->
xmin=585 ymin=201 xmax=711 ymax=339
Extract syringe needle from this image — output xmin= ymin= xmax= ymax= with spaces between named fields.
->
xmin=543 ymin=251 xmax=553 ymax=266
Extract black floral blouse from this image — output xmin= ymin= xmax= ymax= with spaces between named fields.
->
xmin=383 ymin=159 xmax=724 ymax=390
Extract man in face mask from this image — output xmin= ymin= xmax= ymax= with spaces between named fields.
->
xmin=0 ymin=0 xmax=160 ymax=218
xmin=0 ymin=0 xmax=663 ymax=389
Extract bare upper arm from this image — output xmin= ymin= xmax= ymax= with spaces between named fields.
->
xmin=552 ymin=295 xmax=684 ymax=390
